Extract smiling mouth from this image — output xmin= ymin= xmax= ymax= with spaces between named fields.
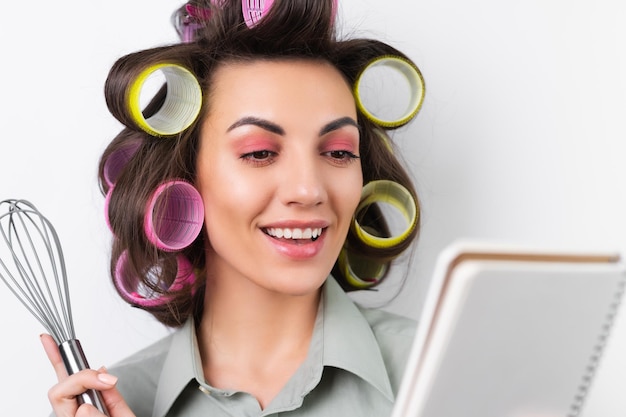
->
xmin=263 ymin=227 xmax=324 ymax=242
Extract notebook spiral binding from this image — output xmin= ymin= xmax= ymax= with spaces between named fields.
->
xmin=567 ymin=277 xmax=626 ymax=417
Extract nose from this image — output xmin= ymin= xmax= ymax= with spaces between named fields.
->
xmin=278 ymin=155 xmax=327 ymax=207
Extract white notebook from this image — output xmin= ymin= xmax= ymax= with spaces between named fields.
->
xmin=391 ymin=241 xmax=626 ymax=417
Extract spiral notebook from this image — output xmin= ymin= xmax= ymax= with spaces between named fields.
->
xmin=391 ymin=241 xmax=626 ymax=417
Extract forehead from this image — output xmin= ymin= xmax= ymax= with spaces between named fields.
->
xmin=206 ymin=58 xmax=356 ymax=115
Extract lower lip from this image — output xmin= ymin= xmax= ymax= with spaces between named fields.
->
xmin=263 ymin=231 xmax=326 ymax=260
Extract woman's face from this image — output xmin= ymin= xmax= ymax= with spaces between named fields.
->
xmin=196 ymin=59 xmax=363 ymax=296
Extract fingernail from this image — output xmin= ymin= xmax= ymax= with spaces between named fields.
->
xmin=97 ymin=372 xmax=118 ymax=385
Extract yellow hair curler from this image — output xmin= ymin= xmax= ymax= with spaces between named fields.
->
xmin=127 ymin=63 xmax=203 ymax=137
xmin=374 ymin=127 xmax=394 ymax=154
xmin=339 ymin=247 xmax=389 ymax=289
xmin=354 ymin=55 xmax=425 ymax=129
xmin=351 ymin=180 xmax=418 ymax=249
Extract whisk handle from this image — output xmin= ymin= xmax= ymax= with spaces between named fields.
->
xmin=59 ymin=339 xmax=111 ymax=416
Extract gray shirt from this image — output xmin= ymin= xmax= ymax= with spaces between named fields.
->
xmin=100 ymin=277 xmax=417 ymax=417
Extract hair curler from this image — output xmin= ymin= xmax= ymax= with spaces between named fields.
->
xmin=242 ymin=0 xmax=338 ymax=28
xmin=351 ymin=180 xmax=418 ymax=250
xmin=354 ymin=55 xmax=425 ymax=129
xmin=103 ymin=140 xmax=142 ymax=188
xmin=114 ymin=251 xmax=196 ymax=307
xmin=338 ymin=248 xmax=389 ymax=289
xmin=242 ymin=0 xmax=274 ymax=27
xmin=104 ymin=186 xmax=115 ymax=233
xmin=127 ymin=63 xmax=203 ymax=137
xmin=144 ymin=180 xmax=205 ymax=251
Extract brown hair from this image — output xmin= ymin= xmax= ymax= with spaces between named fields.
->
xmin=99 ymin=0 xmax=421 ymax=326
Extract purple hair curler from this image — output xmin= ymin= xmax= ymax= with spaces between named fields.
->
xmin=144 ymin=180 xmax=204 ymax=251
xmin=103 ymin=140 xmax=142 ymax=188
xmin=103 ymin=141 xmax=141 ymax=233
xmin=104 ymin=186 xmax=114 ymax=232
xmin=114 ymin=251 xmax=196 ymax=307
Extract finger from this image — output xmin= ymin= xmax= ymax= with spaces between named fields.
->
xmin=75 ymin=401 xmax=135 ymax=417
xmin=74 ymin=370 xmax=136 ymax=417
xmin=40 ymin=333 xmax=69 ymax=380
xmin=75 ymin=403 xmax=117 ymax=417
xmin=75 ymin=403 xmax=101 ymax=417
xmin=98 ymin=382 xmax=136 ymax=417
xmin=47 ymin=369 xmax=117 ymax=415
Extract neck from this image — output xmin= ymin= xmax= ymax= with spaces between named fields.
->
xmin=196 ymin=269 xmax=322 ymax=398
xmin=199 ymin=279 xmax=321 ymax=356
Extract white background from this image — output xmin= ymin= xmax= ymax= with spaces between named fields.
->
xmin=1 ymin=0 xmax=625 ymax=415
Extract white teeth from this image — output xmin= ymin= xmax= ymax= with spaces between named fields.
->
xmin=266 ymin=227 xmax=323 ymax=240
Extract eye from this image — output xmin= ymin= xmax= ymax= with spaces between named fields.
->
xmin=246 ymin=150 xmax=272 ymax=160
xmin=323 ymin=150 xmax=360 ymax=166
xmin=240 ymin=150 xmax=277 ymax=167
xmin=329 ymin=150 xmax=356 ymax=159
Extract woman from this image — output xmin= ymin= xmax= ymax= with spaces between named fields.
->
xmin=42 ymin=0 xmax=423 ymax=415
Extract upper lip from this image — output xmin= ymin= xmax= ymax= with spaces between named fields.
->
xmin=259 ymin=220 xmax=330 ymax=229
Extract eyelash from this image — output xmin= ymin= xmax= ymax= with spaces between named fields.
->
xmin=324 ymin=150 xmax=360 ymax=166
xmin=240 ymin=150 xmax=277 ymax=167
xmin=239 ymin=149 xmax=360 ymax=167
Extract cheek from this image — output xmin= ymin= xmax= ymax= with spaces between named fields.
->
xmin=199 ymin=164 xmax=272 ymax=223
xmin=334 ymin=172 xmax=363 ymax=219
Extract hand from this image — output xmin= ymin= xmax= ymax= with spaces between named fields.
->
xmin=40 ymin=334 xmax=136 ymax=417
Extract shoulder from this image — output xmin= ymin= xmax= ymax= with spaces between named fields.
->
xmin=359 ymin=306 xmax=417 ymax=340
xmin=108 ymin=333 xmax=176 ymax=417
xmin=358 ymin=306 xmax=418 ymax=391
xmin=112 ymin=331 xmax=174 ymax=370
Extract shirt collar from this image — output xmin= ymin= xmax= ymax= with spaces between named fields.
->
xmin=321 ymin=277 xmax=394 ymax=401
xmin=152 ymin=317 xmax=200 ymax=417
xmin=151 ymin=276 xmax=394 ymax=417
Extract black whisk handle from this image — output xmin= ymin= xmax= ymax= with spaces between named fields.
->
xmin=59 ymin=339 xmax=111 ymax=416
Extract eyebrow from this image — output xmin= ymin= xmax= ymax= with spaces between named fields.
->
xmin=226 ymin=116 xmax=360 ymax=136
xmin=319 ymin=117 xmax=361 ymax=136
xmin=227 ymin=117 xmax=284 ymax=135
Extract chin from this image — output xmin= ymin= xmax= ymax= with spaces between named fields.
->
xmin=264 ymin=268 xmax=330 ymax=297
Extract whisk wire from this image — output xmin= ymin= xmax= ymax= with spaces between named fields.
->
xmin=9 ymin=208 xmax=63 ymax=340
xmin=12 ymin=214 xmax=65 ymax=340
xmin=26 ymin=205 xmax=75 ymax=340
xmin=0 ymin=252 xmax=59 ymax=337
xmin=0 ymin=212 xmax=59 ymax=339
xmin=0 ymin=200 xmax=75 ymax=344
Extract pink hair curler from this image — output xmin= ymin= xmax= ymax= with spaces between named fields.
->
xmin=104 ymin=186 xmax=114 ymax=232
xmin=103 ymin=140 xmax=142 ymax=188
xmin=242 ymin=0 xmax=337 ymax=28
xmin=242 ymin=0 xmax=273 ymax=28
xmin=181 ymin=4 xmax=212 ymax=42
xmin=144 ymin=180 xmax=204 ymax=251
xmin=172 ymin=1 xmax=226 ymax=43
xmin=114 ymin=251 xmax=196 ymax=307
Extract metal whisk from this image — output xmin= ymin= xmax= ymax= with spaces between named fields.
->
xmin=0 ymin=199 xmax=109 ymax=415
